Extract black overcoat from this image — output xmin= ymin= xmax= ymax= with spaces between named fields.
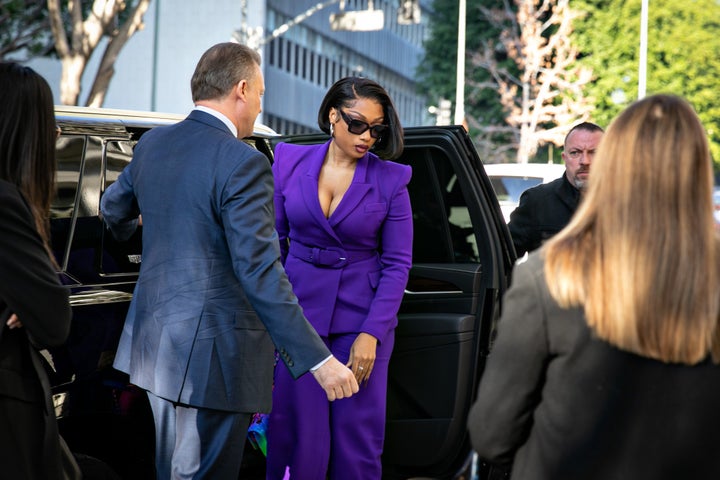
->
xmin=507 ymin=173 xmax=580 ymax=256
xmin=0 ymin=180 xmax=72 ymax=480
xmin=469 ymin=253 xmax=720 ymax=480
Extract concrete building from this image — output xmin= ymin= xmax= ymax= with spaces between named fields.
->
xmin=258 ymin=0 xmax=431 ymax=133
xmin=31 ymin=0 xmax=433 ymax=132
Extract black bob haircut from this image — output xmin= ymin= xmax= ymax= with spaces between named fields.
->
xmin=317 ymin=76 xmax=404 ymax=160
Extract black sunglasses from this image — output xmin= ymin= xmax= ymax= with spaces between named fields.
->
xmin=339 ymin=110 xmax=387 ymax=139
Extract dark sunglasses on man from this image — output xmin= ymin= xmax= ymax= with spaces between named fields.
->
xmin=339 ymin=110 xmax=387 ymax=139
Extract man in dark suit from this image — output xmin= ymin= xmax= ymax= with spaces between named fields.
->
xmin=100 ymin=42 xmax=358 ymax=479
xmin=508 ymin=122 xmax=604 ymax=257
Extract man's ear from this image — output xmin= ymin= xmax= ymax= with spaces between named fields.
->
xmin=235 ymin=79 xmax=248 ymax=100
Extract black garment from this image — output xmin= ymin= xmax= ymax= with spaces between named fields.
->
xmin=507 ymin=173 xmax=580 ymax=257
xmin=0 ymin=180 xmax=73 ymax=480
xmin=468 ymin=253 xmax=720 ymax=480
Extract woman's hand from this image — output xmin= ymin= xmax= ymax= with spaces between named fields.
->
xmin=6 ymin=313 xmax=22 ymax=329
xmin=347 ymin=332 xmax=378 ymax=385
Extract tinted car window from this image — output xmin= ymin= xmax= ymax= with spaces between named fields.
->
xmin=489 ymin=175 xmax=543 ymax=203
xmin=408 ymin=151 xmax=453 ymax=263
xmin=100 ymin=139 xmax=141 ymax=276
xmin=52 ymin=135 xmax=86 ymax=272
xmin=405 ymin=148 xmax=480 ymax=264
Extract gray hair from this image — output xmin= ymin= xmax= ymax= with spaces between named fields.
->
xmin=191 ymin=42 xmax=261 ymax=102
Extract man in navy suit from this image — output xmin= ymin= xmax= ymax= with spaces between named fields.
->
xmin=100 ymin=42 xmax=358 ymax=479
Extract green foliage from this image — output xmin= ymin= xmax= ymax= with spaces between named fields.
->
xmin=0 ymin=0 xmax=52 ymax=60
xmin=417 ymin=0 xmax=507 ymax=120
xmin=417 ymin=0 xmax=518 ymax=160
xmin=421 ymin=0 xmax=720 ymax=166
xmin=0 ymin=0 xmax=143 ymax=61
xmin=573 ymin=0 xmax=720 ymax=165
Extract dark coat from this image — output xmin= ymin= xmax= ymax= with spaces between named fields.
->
xmin=0 ymin=180 xmax=72 ymax=480
xmin=507 ymin=173 xmax=580 ymax=256
xmin=100 ymin=110 xmax=330 ymax=413
xmin=468 ymin=253 xmax=720 ymax=480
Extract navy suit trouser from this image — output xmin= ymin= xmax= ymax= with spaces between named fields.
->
xmin=147 ymin=391 xmax=252 ymax=479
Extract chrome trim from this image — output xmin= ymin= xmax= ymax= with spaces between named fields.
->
xmin=69 ymin=290 xmax=133 ymax=306
xmin=55 ymin=105 xmax=278 ymax=137
xmin=404 ymin=289 xmax=464 ymax=295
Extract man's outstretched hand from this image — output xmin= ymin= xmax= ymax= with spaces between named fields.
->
xmin=311 ymin=357 xmax=359 ymax=401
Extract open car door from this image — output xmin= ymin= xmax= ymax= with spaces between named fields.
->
xmin=277 ymin=125 xmax=515 ymax=479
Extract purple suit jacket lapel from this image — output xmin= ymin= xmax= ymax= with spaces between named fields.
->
xmin=298 ymin=143 xmax=373 ymax=237
xmin=328 ymin=154 xmax=371 ymax=227
xmin=299 ymin=143 xmax=342 ymax=243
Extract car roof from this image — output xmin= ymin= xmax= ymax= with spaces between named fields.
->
xmin=54 ymin=105 xmax=279 ymax=138
xmin=483 ymin=162 xmax=565 ymax=182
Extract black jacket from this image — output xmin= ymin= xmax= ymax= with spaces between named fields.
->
xmin=0 ymin=180 xmax=72 ymax=480
xmin=507 ymin=173 xmax=580 ymax=256
xmin=469 ymin=253 xmax=720 ymax=480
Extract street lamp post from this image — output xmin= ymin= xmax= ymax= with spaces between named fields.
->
xmin=454 ymin=0 xmax=466 ymax=126
xmin=638 ymin=0 xmax=648 ymax=99
xmin=235 ymin=0 xmax=344 ymax=50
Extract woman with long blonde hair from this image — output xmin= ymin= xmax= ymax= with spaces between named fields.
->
xmin=468 ymin=94 xmax=720 ymax=480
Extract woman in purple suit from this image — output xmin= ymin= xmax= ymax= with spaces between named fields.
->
xmin=266 ymin=77 xmax=413 ymax=479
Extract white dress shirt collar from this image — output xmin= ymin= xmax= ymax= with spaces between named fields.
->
xmin=193 ymin=105 xmax=237 ymax=137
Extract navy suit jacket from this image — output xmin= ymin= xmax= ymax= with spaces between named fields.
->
xmin=100 ymin=110 xmax=330 ymax=413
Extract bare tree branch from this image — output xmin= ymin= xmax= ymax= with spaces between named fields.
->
xmin=86 ymin=0 xmax=150 ymax=107
xmin=0 ymin=0 xmax=53 ymax=60
xmin=471 ymin=0 xmax=594 ymax=163
xmin=47 ymin=0 xmax=69 ymax=56
xmin=49 ymin=0 xmax=151 ymax=106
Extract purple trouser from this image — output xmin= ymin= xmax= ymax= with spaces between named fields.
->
xmin=266 ymin=331 xmax=394 ymax=480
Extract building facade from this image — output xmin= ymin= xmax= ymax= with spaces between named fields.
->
xmin=30 ymin=0 xmax=433 ymax=131
xmin=258 ymin=0 xmax=432 ymax=133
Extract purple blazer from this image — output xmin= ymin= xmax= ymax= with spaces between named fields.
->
xmin=272 ymin=141 xmax=413 ymax=344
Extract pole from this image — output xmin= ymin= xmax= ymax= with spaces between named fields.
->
xmin=638 ymin=0 xmax=648 ymax=99
xmin=151 ymin=0 xmax=160 ymax=111
xmin=454 ymin=0 xmax=466 ymax=125
xmin=240 ymin=0 xmax=247 ymax=43
xmin=232 ymin=0 xmax=342 ymax=50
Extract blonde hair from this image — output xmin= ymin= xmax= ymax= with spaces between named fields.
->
xmin=544 ymin=94 xmax=720 ymax=364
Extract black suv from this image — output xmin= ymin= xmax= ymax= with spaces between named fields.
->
xmin=50 ymin=106 xmax=515 ymax=480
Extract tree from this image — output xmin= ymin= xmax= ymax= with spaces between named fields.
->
xmin=573 ymin=0 xmax=720 ymax=165
xmin=48 ymin=0 xmax=151 ymax=106
xmin=418 ymin=0 xmax=593 ymax=163
xmin=0 ymin=0 xmax=53 ymax=60
xmin=421 ymin=0 xmax=720 ymax=165
xmin=417 ymin=0 xmax=516 ymax=161
xmin=471 ymin=0 xmax=594 ymax=163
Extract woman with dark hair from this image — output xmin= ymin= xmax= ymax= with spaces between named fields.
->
xmin=0 ymin=62 xmax=73 ymax=479
xmin=468 ymin=94 xmax=720 ymax=479
xmin=265 ymin=77 xmax=413 ymax=479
